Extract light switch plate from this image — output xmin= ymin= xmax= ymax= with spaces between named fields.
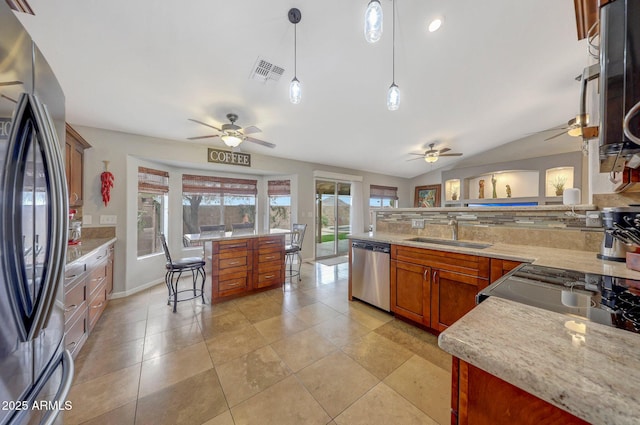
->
xmin=100 ymin=215 xmax=117 ymax=225
xmin=82 ymin=215 xmax=92 ymax=225
xmin=411 ymin=219 xmax=425 ymax=229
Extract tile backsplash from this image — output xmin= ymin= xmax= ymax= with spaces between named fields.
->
xmin=375 ymin=207 xmax=602 ymax=252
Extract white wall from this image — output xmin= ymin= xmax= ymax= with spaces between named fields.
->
xmin=76 ymin=125 xmax=411 ymax=295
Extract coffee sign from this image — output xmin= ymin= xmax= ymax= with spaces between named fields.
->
xmin=207 ymin=148 xmax=251 ymax=167
xmin=0 ymin=118 xmax=11 ymax=140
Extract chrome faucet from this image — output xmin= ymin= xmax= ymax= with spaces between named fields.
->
xmin=448 ymin=219 xmax=458 ymax=241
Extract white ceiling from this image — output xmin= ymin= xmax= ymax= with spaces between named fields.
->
xmin=16 ymin=0 xmax=588 ymax=178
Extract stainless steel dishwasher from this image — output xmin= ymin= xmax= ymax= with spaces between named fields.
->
xmin=351 ymin=240 xmax=391 ymax=312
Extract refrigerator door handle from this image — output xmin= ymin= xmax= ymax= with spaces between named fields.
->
xmin=40 ymin=350 xmax=74 ymax=425
xmin=30 ymin=98 xmax=67 ymax=336
xmin=0 ymin=93 xmax=67 ymax=341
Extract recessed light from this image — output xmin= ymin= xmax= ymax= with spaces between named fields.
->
xmin=428 ymin=17 xmax=443 ymax=32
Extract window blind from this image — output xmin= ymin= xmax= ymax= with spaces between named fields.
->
xmin=182 ymin=174 xmax=258 ymax=196
xmin=267 ymin=180 xmax=291 ymax=196
xmin=370 ymin=184 xmax=398 ymax=200
xmin=138 ymin=167 xmax=169 ymax=194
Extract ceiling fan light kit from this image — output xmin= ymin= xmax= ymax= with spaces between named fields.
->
xmin=288 ymin=8 xmax=302 ymax=104
xmin=221 ymin=134 xmax=242 ymax=148
xmin=364 ymin=0 xmax=383 ymax=43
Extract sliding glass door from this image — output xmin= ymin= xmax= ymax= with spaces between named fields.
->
xmin=315 ymin=180 xmax=351 ymax=259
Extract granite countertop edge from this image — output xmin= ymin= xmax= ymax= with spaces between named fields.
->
xmin=438 ymin=297 xmax=640 ymax=425
xmin=66 ymin=237 xmax=117 ymax=265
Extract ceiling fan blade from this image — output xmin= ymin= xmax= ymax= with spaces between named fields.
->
xmin=0 ymin=81 xmax=22 ymax=87
xmin=438 ymin=148 xmax=451 ymax=154
xmin=544 ymin=132 xmax=566 ymax=141
xmin=1 ymin=94 xmax=17 ymax=103
xmin=245 ymin=136 xmax=276 ymax=148
xmin=188 ymin=118 xmax=222 ymax=132
xmin=242 ymin=125 xmax=261 ymax=135
xmin=188 ymin=134 xmax=220 ymax=140
xmin=406 ymin=157 xmax=426 ymax=161
xmin=439 ymin=153 xmax=463 ymax=157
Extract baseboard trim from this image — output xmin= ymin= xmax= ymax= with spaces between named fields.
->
xmin=110 ymin=278 xmax=164 ymax=299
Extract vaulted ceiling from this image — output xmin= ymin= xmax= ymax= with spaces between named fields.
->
xmin=16 ymin=0 xmax=588 ymax=178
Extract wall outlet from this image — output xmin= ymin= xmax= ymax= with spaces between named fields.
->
xmin=82 ymin=215 xmax=92 ymax=225
xmin=411 ymin=219 xmax=425 ymax=229
xmin=100 ymin=215 xmax=117 ymax=225
xmin=586 ymin=212 xmax=602 ymax=228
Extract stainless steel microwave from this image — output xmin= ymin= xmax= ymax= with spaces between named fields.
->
xmin=599 ymin=0 xmax=640 ymax=172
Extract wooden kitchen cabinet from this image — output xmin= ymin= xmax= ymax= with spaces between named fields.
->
xmin=63 ymin=241 xmax=115 ymax=357
xmin=208 ymin=235 xmax=286 ymax=303
xmin=211 ymin=238 xmax=254 ymax=299
xmin=255 ymin=235 xmax=285 ymax=289
xmin=489 ymin=258 xmax=523 ymax=283
xmin=431 ymin=269 xmax=488 ymax=332
xmin=452 ymin=357 xmax=589 ymax=425
xmin=391 ymin=259 xmax=431 ymax=326
xmin=65 ymin=123 xmax=91 ymax=207
xmin=391 ymin=245 xmax=489 ymax=332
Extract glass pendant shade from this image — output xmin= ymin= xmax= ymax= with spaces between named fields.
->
xmin=424 ymin=153 xmax=438 ymax=163
xmin=221 ymin=135 xmax=243 ymax=147
xmin=364 ymin=0 xmax=383 ymax=43
xmin=289 ymin=77 xmax=301 ymax=104
xmin=387 ymin=83 xmax=400 ymax=111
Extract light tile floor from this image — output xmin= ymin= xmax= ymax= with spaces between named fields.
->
xmin=66 ymin=260 xmax=452 ymax=425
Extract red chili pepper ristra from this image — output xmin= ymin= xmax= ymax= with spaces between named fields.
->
xmin=101 ymin=171 xmax=114 ymax=206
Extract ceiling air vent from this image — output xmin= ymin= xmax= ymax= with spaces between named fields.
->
xmin=5 ymin=0 xmax=34 ymax=14
xmin=250 ymin=57 xmax=285 ymax=83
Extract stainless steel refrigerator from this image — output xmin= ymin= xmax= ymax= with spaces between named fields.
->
xmin=1 ymin=2 xmax=73 ymax=424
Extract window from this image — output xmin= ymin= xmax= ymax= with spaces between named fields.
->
xmin=137 ymin=167 xmax=168 ymax=257
xmin=369 ymin=184 xmax=398 ymax=208
xmin=268 ymin=179 xmax=291 ymax=230
xmin=182 ymin=174 xmax=257 ymax=234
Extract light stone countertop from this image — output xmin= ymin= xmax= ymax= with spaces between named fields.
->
xmin=66 ymin=237 xmax=116 ymax=265
xmin=350 ymin=231 xmax=640 ymax=280
xmin=438 ymin=297 xmax=640 ymax=425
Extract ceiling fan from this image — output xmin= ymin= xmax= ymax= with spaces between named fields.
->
xmin=188 ymin=113 xmax=275 ymax=148
xmin=539 ymin=114 xmax=588 ymax=141
xmin=408 ymin=143 xmax=463 ymax=163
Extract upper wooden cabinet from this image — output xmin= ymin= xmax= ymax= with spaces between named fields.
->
xmin=65 ymin=124 xmax=91 ymax=207
xmin=574 ymin=0 xmax=611 ymax=40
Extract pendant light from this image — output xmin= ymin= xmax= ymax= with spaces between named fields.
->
xmin=387 ymin=0 xmax=400 ymax=110
xmin=289 ymin=8 xmax=302 ymax=104
xmin=364 ymin=0 xmax=383 ymax=43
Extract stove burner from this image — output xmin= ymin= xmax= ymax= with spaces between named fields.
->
xmin=479 ymin=263 xmax=640 ymax=335
xmin=617 ymin=291 xmax=640 ymax=308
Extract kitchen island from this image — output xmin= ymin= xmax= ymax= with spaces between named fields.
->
xmin=349 ymin=231 xmax=640 ymax=424
xmin=438 ymin=296 xmax=640 ymax=425
xmin=186 ymin=231 xmax=287 ymax=303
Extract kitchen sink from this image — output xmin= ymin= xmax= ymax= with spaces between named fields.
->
xmin=405 ymin=237 xmax=492 ymax=249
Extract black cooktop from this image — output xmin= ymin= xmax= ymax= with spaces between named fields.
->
xmin=477 ymin=263 xmax=640 ymax=334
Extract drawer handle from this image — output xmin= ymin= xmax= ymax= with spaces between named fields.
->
xmin=91 ymin=302 xmax=104 ymax=309
xmin=64 ymin=304 xmax=78 ymax=312
xmin=91 ymin=276 xmax=106 ymax=284
xmin=66 ymin=341 xmax=76 ymax=349
xmin=65 ymin=274 xmax=77 ymax=280
xmin=264 ymin=256 xmax=276 ymax=260
xmin=264 ymin=275 xmax=275 ymax=279
xmin=229 ymin=261 xmax=240 ymax=266
xmin=227 ymin=281 xmax=242 ymax=287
